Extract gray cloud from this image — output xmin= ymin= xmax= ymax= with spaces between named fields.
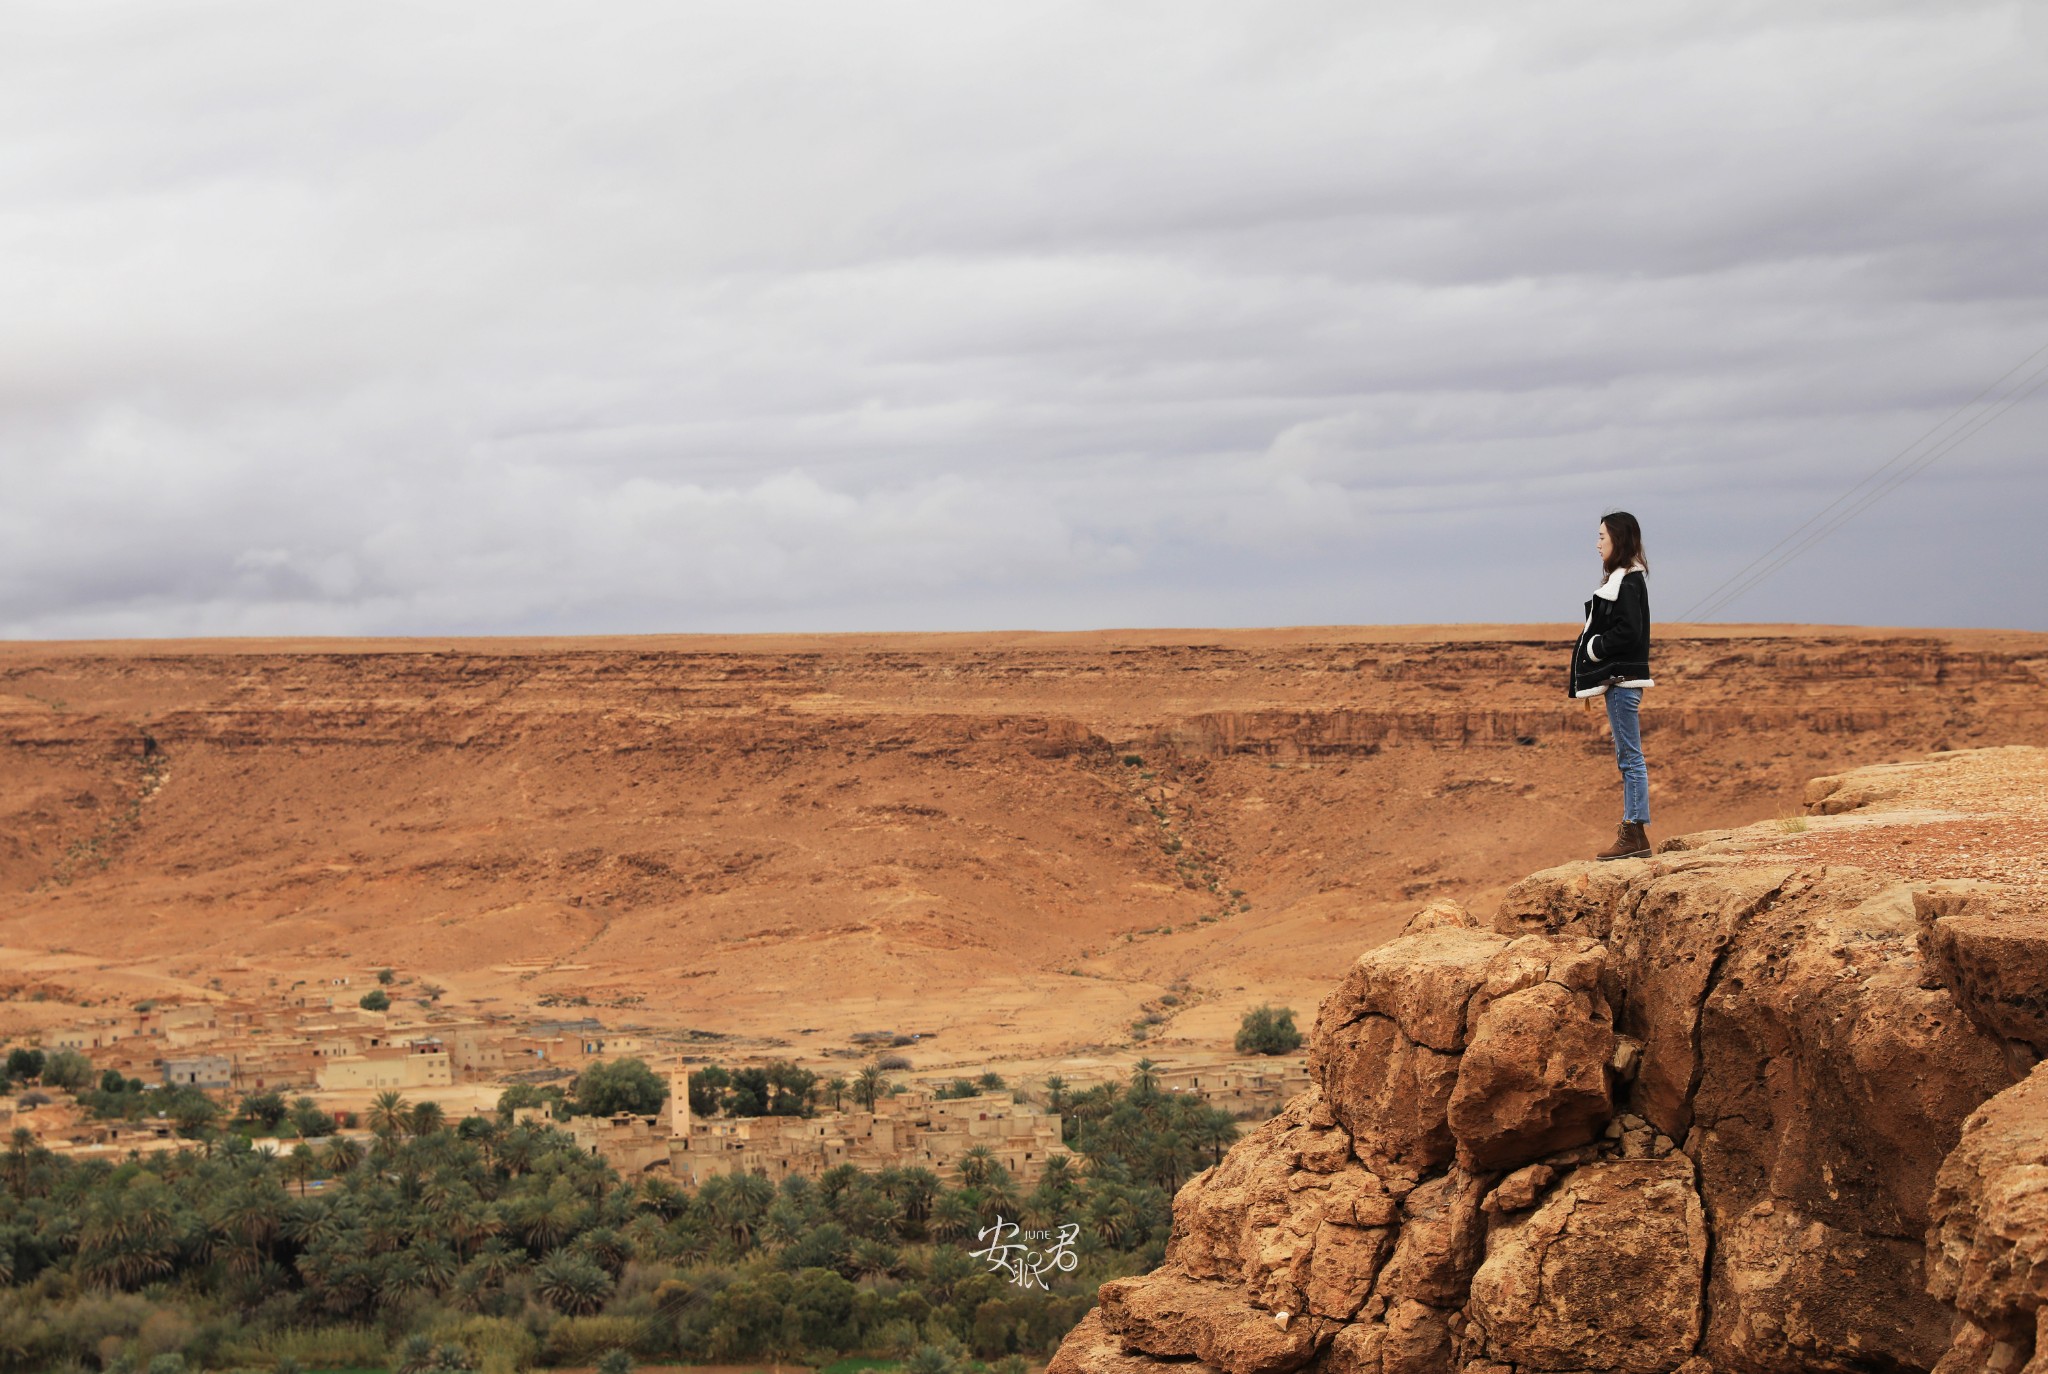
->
xmin=3 ymin=0 xmax=2044 ymax=637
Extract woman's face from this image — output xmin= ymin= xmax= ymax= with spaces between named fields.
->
xmin=1596 ymin=522 xmax=1614 ymax=562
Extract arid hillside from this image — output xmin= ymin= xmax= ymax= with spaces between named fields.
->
xmin=2 ymin=625 xmax=2043 ymax=1070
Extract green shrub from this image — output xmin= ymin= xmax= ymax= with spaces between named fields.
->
xmin=427 ymin=1314 xmax=540 ymax=1374
xmin=1234 ymin=1005 xmax=1302 ymax=1056
xmin=41 ymin=1049 xmax=94 ymax=1090
xmin=541 ymin=1314 xmax=642 ymax=1366
xmin=0 ymin=1294 xmax=62 ymax=1367
xmin=46 ymin=1291 xmax=159 ymax=1356
xmin=137 ymin=1307 xmax=194 ymax=1359
xmin=570 ymin=1058 xmax=668 ymax=1117
xmin=359 ymin=988 xmax=391 ymax=1012
xmin=260 ymin=1323 xmax=391 ymax=1369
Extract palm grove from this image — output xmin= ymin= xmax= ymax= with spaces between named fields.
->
xmin=0 ymin=1052 xmax=1246 ymax=1371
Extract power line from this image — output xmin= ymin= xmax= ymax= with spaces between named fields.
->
xmin=1686 ymin=363 xmax=2048 ymax=622
xmin=1679 ymin=340 xmax=2048 ymax=622
xmin=1695 ymin=368 xmax=2048 ymax=622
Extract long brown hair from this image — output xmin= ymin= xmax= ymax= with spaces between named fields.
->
xmin=1602 ymin=511 xmax=1648 ymax=575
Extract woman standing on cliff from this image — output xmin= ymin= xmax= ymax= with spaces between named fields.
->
xmin=1570 ymin=511 xmax=1655 ymax=860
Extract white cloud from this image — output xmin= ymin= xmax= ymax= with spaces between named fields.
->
xmin=2 ymin=0 xmax=2043 ymax=635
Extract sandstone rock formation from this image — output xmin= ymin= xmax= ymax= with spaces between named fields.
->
xmin=1052 ymin=748 xmax=2048 ymax=1374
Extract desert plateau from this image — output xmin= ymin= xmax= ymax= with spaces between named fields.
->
xmin=3 ymin=623 xmax=2044 ymax=1082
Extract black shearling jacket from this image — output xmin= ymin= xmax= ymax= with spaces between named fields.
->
xmin=1568 ymin=567 xmax=1654 ymax=698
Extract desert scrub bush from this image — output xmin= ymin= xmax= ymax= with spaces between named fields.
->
xmin=134 ymin=1307 xmax=194 ymax=1361
xmin=359 ymin=988 xmax=391 ymax=1012
xmin=40 ymin=1049 xmax=94 ymax=1090
xmin=44 ymin=1292 xmax=159 ymax=1362
xmin=876 ymin=1052 xmax=913 ymax=1071
xmin=424 ymin=1315 xmax=539 ymax=1374
xmin=0 ymin=1290 xmax=63 ymax=1370
xmin=258 ymin=1322 xmax=391 ymax=1370
xmin=541 ymin=1314 xmax=641 ymax=1366
xmin=1234 ymin=1005 xmax=1302 ymax=1056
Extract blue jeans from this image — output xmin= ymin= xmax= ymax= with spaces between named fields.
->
xmin=1605 ymin=687 xmax=1650 ymax=823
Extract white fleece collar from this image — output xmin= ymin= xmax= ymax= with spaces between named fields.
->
xmin=1593 ymin=564 xmax=1645 ymax=601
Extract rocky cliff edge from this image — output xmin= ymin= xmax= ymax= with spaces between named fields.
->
xmin=1050 ymin=746 xmax=2048 ymax=1374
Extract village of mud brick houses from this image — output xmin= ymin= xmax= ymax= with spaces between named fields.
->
xmin=3 ymin=976 xmax=1310 ymax=1189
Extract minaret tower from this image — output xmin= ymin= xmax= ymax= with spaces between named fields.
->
xmin=669 ymin=1060 xmax=692 ymax=1140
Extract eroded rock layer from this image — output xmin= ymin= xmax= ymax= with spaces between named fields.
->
xmin=1052 ymin=749 xmax=2048 ymax=1374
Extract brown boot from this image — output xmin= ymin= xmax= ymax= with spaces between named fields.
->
xmin=1596 ymin=821 xmax=1651 ymax=861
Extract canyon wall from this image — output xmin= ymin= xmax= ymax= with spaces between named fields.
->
xmin=2 ymin=628 xmax=2043 ymax=1056
xmin=1052 ymin=747 xmax=2048 ymax=1374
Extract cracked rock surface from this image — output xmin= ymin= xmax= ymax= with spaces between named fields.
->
xmin=1051 ymin=749 xmax=2048 ymax=1374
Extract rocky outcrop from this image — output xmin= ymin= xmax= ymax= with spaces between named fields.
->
xmin=1054 ymin=751 xmax=2048 ymax=1374
xmin=1926 ymin=1064 xmax=2048 ymax=1372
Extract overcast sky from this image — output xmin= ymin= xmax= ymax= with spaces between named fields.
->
xmin=4 ymin=1 xmax=2044 ymax=637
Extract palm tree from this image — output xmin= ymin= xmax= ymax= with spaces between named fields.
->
xmin=825 ymin=1076 xmax=849 ymax=1110
xmin=77 ymin=1175 xmax=183 ymax=1290
xmin=394 ymin=1333 xmax=438 ymax=1374
xmin=1087 ymin=1189 xmax=1135 ymax=1248
xmin=463 ymin=1237 xmax=522 ymax=1287
xmin=322 ymin=1134 xmax=365 ymax=1177
xmin=509 ymin=1180 xmax=586 ymax=1256
xmin=1130 ymin=1058 xmax=1160 ymax=1097
xmin=4 ymin=1127 xmax=47 ymax=1200
xmin=1037 ymin=1153 xmax=1077 ymax=1196
xmin=637 ymin=1176 xmax=686 ymax=1220
xmin=832 ymin=1180 xmax=896 ymax=1236
xmin=207 ymin=1179 xmax=286 ymax=1277
xmin=443 ymin=1198 xmax=503 ymax=1260
xmin=457 ymin=1112 xmax=502 ymax=1165
xmin=978 ymin=1172 xmax=1022 ymax=1225
xmin=368 ymin=1090 xmax=411 ymax=1138
xmin=854 ymin=1063 xmax=886 ymax=1110
xmin=574 ymin=1224 xmax=632 ymax=1276
xmin=894 ymin=1166 xmax=942 ymax=1236
xmin=850 ymin=1235 xmax=901 ymax=1278
xmin=957 ymin=1145 xmax=998 ymax=1188
xmin=930 ymin=1188 xmax=980 ymax=1243
xmin=534 ymin=1250 xmax=614 ymax=1315
xmin=698 ymin=1171 xmax=770 ymax=1253
xmin=285 ymin=1142 xmax=319 ymax=1197
xmin=1043 ymin=1075 xmax=1069 ymax=1117
xmin=498 ymin=1125 xmax=539 ymax=1178
xmin=1195 ymin=1106 xmax=1240 ymax=1167
xmin=407 ymin=1100 xmax=446 ymax=1137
